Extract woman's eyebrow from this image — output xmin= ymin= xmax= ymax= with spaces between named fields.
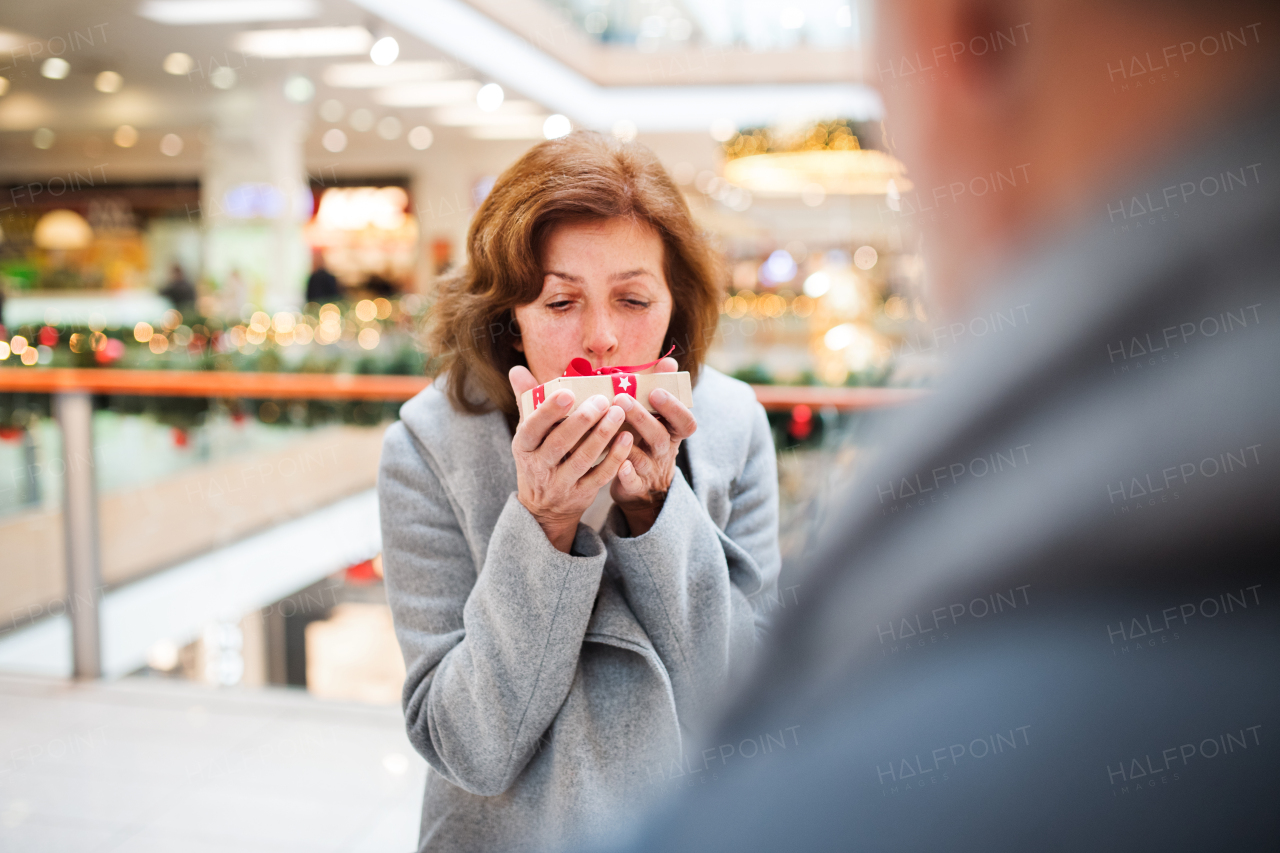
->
xmin=610 ymin=268 xmax=655 ymax=281
xmin=543 ymin=271 xmax=585 ymax=284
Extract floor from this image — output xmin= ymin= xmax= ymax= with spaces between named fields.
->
xmin=0 ymin=674 xmax=424 ymax=852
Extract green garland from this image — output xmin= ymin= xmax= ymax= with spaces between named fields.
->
xmin=1 ymin=301 xmax=428 ymax=431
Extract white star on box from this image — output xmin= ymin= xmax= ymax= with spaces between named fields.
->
xmin=618 ymin=376 xmax=631 ymax=390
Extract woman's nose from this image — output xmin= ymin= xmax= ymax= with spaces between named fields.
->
xmin=581 ymin=304 xmax=618 ymax=359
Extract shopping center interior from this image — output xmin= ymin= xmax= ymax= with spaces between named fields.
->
xmin=0 ymin=1 xmax=938 ymax=848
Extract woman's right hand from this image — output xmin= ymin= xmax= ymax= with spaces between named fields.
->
xmin=509 ymin=366 xmax=633 ymax=553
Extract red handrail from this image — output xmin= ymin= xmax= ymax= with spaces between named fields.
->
xmin=0 ymin=368 xmax=925 ymax=410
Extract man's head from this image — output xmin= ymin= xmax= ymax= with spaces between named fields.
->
xmin=876 ymin=0 xmax=1280 ymax=317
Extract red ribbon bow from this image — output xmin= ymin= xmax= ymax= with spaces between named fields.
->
xmin=562 ymin=344 xmax=676 ymax=377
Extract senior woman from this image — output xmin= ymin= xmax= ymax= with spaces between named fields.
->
xmin=378 ymin=130 xmax=780 ymax=853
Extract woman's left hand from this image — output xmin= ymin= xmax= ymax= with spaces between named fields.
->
xmin=610 ymin=357 xmax=697 ymax=536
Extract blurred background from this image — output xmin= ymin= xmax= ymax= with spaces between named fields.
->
xmin=0 ymin=1 xmax=939 ymax=849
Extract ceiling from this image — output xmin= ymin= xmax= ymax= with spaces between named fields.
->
xmin=0 ymin=0 xmax=895 ymax=253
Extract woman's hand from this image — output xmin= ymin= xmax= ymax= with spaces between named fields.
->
xmin=610 ymin=357 xmax=697 ymax=537
xmin=509 ymin=366 xmax=633 ymax=553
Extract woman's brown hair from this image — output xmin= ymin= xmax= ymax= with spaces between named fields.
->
xmin=427 ymin=130 xmax=723 ymax=417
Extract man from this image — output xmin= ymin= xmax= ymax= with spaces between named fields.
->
xmin=305 ymin=249 xmax=341 ymax=304
xmin=158 ymin=263 xmax=196 ymax=310
xmin=591 ymin=1 xmax=1278 ymax=850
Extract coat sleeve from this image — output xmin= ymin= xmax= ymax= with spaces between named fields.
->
xmin=378 ymin=421 xmax=608 ymax=796
xmin=600 ymin=401 xmax=781 ymax=726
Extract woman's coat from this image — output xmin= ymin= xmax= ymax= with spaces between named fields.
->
xmin=378 ymin=366 xmax=781 ymax=852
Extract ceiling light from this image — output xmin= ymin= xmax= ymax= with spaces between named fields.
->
xmin=283 ymin=74 xmax=314 ymax=103
xmin=369 ymin=36 xmax=399 ymax=67
xmin=803 ymin=271 xmax=831 ymax=298
xmin=32 ymin=128 xmax=55 ymax=149
xmin=319 ymin=99 xmax=344 ymax=122
xmin=0 ymin=30 xmax=32 ymax=53
xmin=321 ymin=128 xmax=347 ymax=152
xmin=760 ymin=249 xmax=797 ymax=284
xmin=543 ymin=114 xmax=571 ymax=139
xmin=323 ymin=61 xmax=449 ymax=88
xmin=41 ymin=58 xmax=70 ymax=80
xmin=375 ymin=80 xmax=481 ymax=108
xmin=727 ymin=148 xmax=909 ymax=195
xmin=349 ymin=108 xmax=374 ymax=132
xmin=233 ymin=26 xmax=372 ymax=58
xmin=476 ymin=83 xmax=503 ymax=112
xmin=137 ymin=0 xmax=319 ymax=25
xmin=95 ymin=71 xmax=124 ymax=93
xmin=163 ymin=52 xmax=194 ymax=75
xmin=722 ymin=121 xmax=912 ymax=196
xmin=210 ymin=66 xmax=237 ymax=89
xmin=33 ymin=210 xmax=93 ymax=250
xmin=824 ymin=323 xmax=857 ymax=351
xmin=160 ymin=133 xmax=183 ymax=156
xmin=407 ymin=125 xmax=433 ymax=150
xmin=114 ymin=125 xmax=139 ymax=147
xmin=376 ymin=116 xmax=401 ymax=140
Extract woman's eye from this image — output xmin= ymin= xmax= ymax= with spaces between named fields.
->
xmin=546 ymin=300 xmax=575 ymax=311
xmin=622 ymin=299 xmax=650 ymax=309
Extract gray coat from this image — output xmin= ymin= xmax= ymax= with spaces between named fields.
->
xmin=378 ymin=365 xmax=780 ymax=853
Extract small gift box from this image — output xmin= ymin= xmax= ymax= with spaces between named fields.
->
xmin=518 ymin=370 xmax=693 ymax=424
xmin=516 ymin=351 xmax=693 ymax=465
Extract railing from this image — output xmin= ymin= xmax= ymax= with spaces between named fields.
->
xmin=0 ymin=368 xmax=925 ymax=410
xmin=0 ymin=367 xmax=925 ymax=678
xmin=0 ymin=368 xmax=432 ymax=400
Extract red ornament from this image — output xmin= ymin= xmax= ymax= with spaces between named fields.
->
xmin=787 ymin=404 xmax=813 ymax=440
xmin=95 ymin=338 xmax=125 ymax=365
xmin=345 ymin=559 xmax=379 ymax=585
xmin=38 ymin=326 xmax=59 ymax=347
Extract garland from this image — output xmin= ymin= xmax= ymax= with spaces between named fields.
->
xmin=0 ymin=300 xmax=429 ymax=431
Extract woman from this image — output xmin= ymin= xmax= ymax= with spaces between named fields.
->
xmin=379 ymin=131 xmax=780 ymax=853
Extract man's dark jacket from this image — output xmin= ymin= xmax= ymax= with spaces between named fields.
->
xmin=589 ymin=93 xmax=1279 ymax=852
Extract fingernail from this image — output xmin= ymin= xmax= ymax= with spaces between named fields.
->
xmin=605 ymin=406 xmax=623 ymax=422
xmin=555 ymin=391 xmax=573 ymax=408
xmin=617 ymin=394 xmax=635 ymax=409
xmin=588 ymin=394 xmax=608 ymax=412
xmin=651 ymin=388 xmax=668 ymax=403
